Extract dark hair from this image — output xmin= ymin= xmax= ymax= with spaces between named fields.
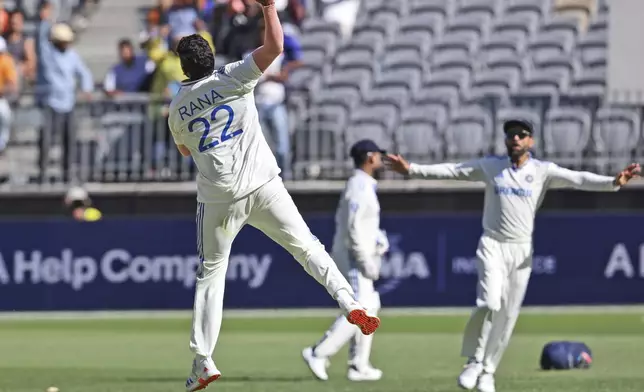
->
xmin=352 ymin=152 xmax=369 ymax=168
xmin=176 ymin=34 xmax=215 ymax=81
xmin=118 ymin=38 xmax=133 ymax=49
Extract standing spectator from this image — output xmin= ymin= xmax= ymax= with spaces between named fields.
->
xmin=253 ymin=23 xmax=303 ymax=179
xmin=35 ymin=21 xmax=93 ymax=182
xmin=5 ymin=10 xmax=36 ymax=83
xmin=219 ymin=0 xmax=262 ymax=60
xmin=0 ymin=36 xmax=17 ymax=153
xmin=166 ymin=0 xmax=199 ymax=37
xmin=103 ymin=39 xmax=155 ymax=96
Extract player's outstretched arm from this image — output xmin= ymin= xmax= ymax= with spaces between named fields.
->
xmin=251 ymin=0 xmax=284 ymax=73
xmin=546 ymin=162 xmax=641 ymax=191
xmin=386 ymin=154 xmax=485 ymax=182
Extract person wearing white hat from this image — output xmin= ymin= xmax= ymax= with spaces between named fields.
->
xmin=35 ymin=12 xmax=93 ymax=182
xmin=0 ymin=35 xmax=17 ymax=153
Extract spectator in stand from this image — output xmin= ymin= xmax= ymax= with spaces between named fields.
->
xmin=103 ymin=38 xmax=155 ymax=97
xmin=252 ymin=20 xmax=303 ymax=179
xmin=0 ymin=1 xmax=9 ymax=37
xmin=35 ymin=20 xmax=93 ymax=182
xmin=217 ymin=0 xmax=262 ymax=60
xmin=320 ymin=0 xmax=359 ymax=40
xmin=0 ymin=36 xmax=17 ymax=153
xmin=5 ymin=10 xmax=36 ymax=83
xmin=166 ymin=0 xmax=199 ymax=37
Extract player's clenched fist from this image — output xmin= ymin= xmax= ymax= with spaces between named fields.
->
xmin=385 ymin=153 xmax=411 ymax=175
xmin=613 ymin=163 xmax=641 ymax=186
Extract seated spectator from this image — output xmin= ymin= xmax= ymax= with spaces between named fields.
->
xmin=0 ymin=36 xmax=17 ymax=153
xmin=4 ymin=10 xmax=36 ymax=83
xmin=147 ymin=0 xmax=173 ymax=34
xmin=252 ymin=23 xmax=303 ymax=179
xmin=103 ymin=38 xmax=155 ymax=97
xmin=320 ymin=0 xmax=359 ymax=40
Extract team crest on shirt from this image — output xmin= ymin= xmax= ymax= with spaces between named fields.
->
xmin=525 ymin=174 xmax=534 ymax=183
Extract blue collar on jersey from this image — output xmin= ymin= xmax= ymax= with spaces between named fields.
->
xmin=508 ymin=152 xmax=533 ymax=171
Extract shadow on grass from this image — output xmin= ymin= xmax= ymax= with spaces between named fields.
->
xmin=125 ymin=375 xmax=313 ymax=383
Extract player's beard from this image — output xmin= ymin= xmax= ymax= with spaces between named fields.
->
xmin=506 ymin=144 xmax=529 ymax=161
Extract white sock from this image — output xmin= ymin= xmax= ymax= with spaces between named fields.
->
xmin=313 ymin=315 xmax=358 ymax=358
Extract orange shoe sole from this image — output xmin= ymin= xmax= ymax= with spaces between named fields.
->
xmin=191 ymin=374 xmax=221 ymax=391
xmin=347 ymin=309 xmax=381 ymax=335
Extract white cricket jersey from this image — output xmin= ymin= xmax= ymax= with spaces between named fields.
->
xmin=168 ymin=54 xmax=280 ymax=203
xmin=332 ymin=170 xmax=381 ymax=275
xmin=409 ymin=157 xmax=619 ymax=242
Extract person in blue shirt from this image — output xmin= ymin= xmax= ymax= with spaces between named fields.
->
xmin=35 ymin=16 xmax=93 ymax=183
xmin=103 ymin=38 xmax=155 ymax=96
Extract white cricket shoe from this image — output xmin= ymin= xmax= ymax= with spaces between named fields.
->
xmin=458 ymin=360 xmax=483 ymax=390
xmin=185 ymin=357 xmax=221 ymax=392
xmin=302 ymin=347 xmax=330 ymax=381
xmin=477 ymin=372 xmax=496 ymax=392
xmin=347 ymin=364 xmax=383 ymax=381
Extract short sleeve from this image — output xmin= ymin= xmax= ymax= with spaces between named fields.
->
xmin=168 ymin=112 xmax=183 ymax=145
xmin=218 ymin=54 xmax=263 ymax=93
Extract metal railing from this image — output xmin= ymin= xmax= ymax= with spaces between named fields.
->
xmin=2 ymin=93 xmax=643 ymax=191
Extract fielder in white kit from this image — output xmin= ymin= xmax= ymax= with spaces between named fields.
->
xmin=167 ymin=2 xmax=380 ymax=391
xmin=387 ymin=119 xmax=641 ymax=392
xmin=302 ymin=140 xmax=389 ymax=382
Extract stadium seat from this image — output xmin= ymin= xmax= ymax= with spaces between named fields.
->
xmin=387 ymin=32 xmax=433 ymax=59
xmin=325 ymin=69 xmax=373 ymax=94
xmin=491 ymin=14 xmax=539 ymax=42
xmin=478 ymin=34 xmax=527 ymax=63
xmin=456 ymin=0 xmax=501 ymax=19
xmin=577 ymin=30 xmax=608 ymax=69
xmin=350 ymin=105 xmax=400 ymax=134
xmin=397 ymin=122 xmax=446 ymax=161
xmin=347 ymin=31 xmax=387 ymax=57
xmin=398 ymin=12 xmax=445 ymax=38
xmin=527 ymin=32 xmax=575 ymax=64
xmin=373 ymin=69 xmax=422 ymax=93
xmin=466 ymin=69 xmax=519 ymax=103
xmin=540 ymin=14 xmax=581 ymax=39
xmin=543 ymin=107 xmax=592 ymax=167
xmin=554 ymin=0 xmax=596 ymax=32
xmin=363 ymin=87 xmax=410 ymax=109
xmin=313 ymin=87 xmax=363 ymax=110
xmin=592 ymin=107 xmax=641 ymax=172
xmin=567 ymin=67 xmax=606 ymax=98
xmin=445 ymin=105 xmax=494 ymax=158
xmin=409 ymin=0 xmax=453 ymax=17
xmin=381 ymin=49 xmax=425 ymax=73
xmin=334 ymin=49 xmax=376 ymax=72
xmin=504 ymin=0 xmax=551 ymax=18
xmin=302 ymin=18 xmax=342 ymax=38
xmin=588 ymin=13 xmax=608 ymax=33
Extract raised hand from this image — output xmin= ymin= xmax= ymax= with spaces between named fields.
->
xmin=613 ymin=163 xmax=641 ymax=186
xmin=385 ymin=154 xmax=411 ymax=175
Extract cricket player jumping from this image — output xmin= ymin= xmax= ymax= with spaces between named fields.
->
xmin=302 ymin=140 xmax=388 ymax=382
xmin=387 ymin=119 xmax=641 ymax=392
xmin=167 ymin=2 xmax=380 ymax=390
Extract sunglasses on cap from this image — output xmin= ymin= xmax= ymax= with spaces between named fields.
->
xmin=505 ymin=128 xmax=531 ymax=140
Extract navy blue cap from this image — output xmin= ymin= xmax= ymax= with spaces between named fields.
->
xmin=350 ymin=139 xmax=387 ymax=158
xmin=503 ymin=119 xmax=534 ymax=135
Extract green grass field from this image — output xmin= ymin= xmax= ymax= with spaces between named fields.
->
xmin=1 ymin=309 xmax=643 ymax=392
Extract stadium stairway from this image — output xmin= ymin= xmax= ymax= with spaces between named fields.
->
xmin=74 ymin=0 xmax=150 ymax=81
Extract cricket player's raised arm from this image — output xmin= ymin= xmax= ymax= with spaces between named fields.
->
xmin=221 ymin=1 xmax=282 ymax=93
xmin=545 ymin=163 xmax=619 ymax=191
xmin=407 ymin=159 xmax=486 ymax=182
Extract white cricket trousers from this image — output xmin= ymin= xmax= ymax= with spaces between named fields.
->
xmin=461 ymin=234 xmax=533 ymax=374
xmin=312 ymin=269 xmax=381 ymax=368
xmin=190 ymin=176 xmax=355 ymax=359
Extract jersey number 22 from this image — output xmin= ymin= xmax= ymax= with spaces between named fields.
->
xmin=188 ymin=105 xmax=244 ymax=153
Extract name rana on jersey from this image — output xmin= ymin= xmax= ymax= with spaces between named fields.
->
xmin=178 ymin=89 xmax=225 ymax=121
